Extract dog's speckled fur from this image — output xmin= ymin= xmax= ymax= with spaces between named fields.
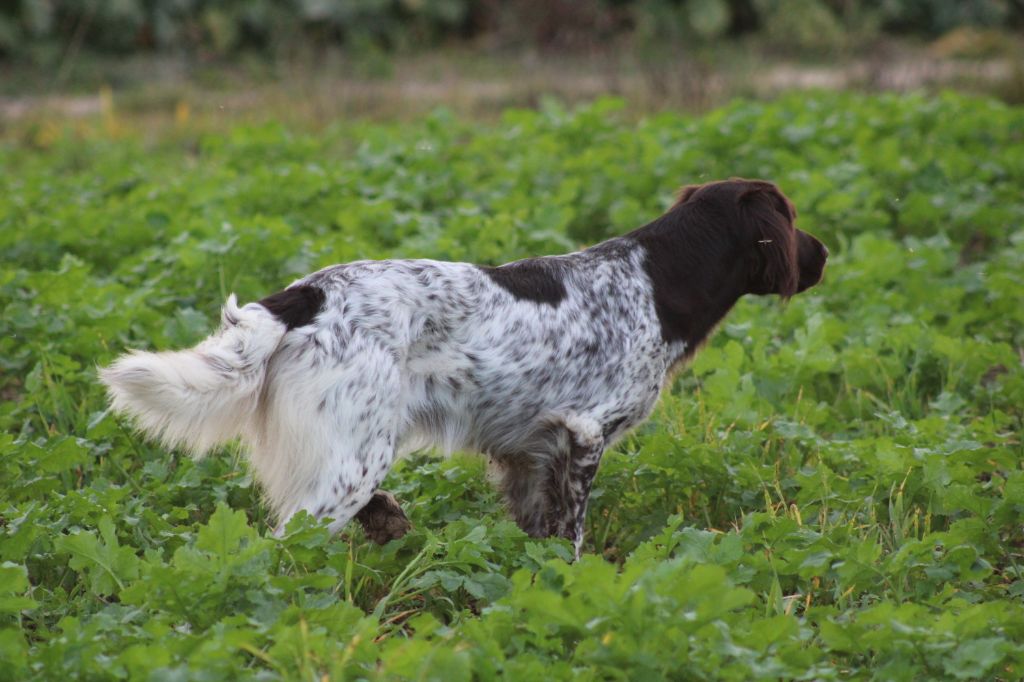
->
xmin=101 ymin=179 xmax=827 ymax=556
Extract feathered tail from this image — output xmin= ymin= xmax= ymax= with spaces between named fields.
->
xmin=100 ymin=295 xmax=287 ymax=456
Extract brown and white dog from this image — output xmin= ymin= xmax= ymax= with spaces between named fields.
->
xmin=101 ymin=179 xmax=828 ymax=556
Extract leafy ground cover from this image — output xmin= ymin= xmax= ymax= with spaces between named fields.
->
xmin=1 ymin=91 xmax=1023 ymax=680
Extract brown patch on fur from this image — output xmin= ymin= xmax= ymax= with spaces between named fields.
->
xmin=258 ymin=285 xmax=326 ymax=330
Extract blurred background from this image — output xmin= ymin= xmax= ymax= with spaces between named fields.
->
xmin=1 ymin=0 xmax=1023 ymax=132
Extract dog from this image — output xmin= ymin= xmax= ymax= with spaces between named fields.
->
xmin=101 ymin=178 xmax=828 ymax=556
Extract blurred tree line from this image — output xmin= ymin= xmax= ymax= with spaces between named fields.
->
xmin=1 ymin=0 xmax=1021 ymax=61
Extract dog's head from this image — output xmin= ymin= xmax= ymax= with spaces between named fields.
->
xmin=674 ymin=179 xmax=828 ymax=297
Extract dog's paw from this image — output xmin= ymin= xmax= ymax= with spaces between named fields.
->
xmin=355 ymin=490 xmax=412 ymax=544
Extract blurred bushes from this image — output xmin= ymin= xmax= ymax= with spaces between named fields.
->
xmin=1 ymin=0 xmax=1022 ymax=61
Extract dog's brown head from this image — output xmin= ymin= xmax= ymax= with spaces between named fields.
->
xmin=673 ymin=179 xmax=828 ymax=298
xmin=630 ymin=178 xmax=828 ymax=353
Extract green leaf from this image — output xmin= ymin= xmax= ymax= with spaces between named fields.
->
xmin=0 ymin=563 xmax=36 ymax=614
xmin=195 ymin=503 xmax=258 ymax=559
xmin=54 ymin=517 xmax=139 ymax=596
xmin=943 ymin=637 xmax=1007 ymax=679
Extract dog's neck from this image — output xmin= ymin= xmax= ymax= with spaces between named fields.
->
xmin=626 ymin=208 xmax=749 ymax=358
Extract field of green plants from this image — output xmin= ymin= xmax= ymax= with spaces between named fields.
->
xmin=2 ymin=91 xmax=1023 ymax=679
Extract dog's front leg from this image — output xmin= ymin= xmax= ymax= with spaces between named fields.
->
xmin=489 ymin=454 xmax=553 ymax=539
xmin=546 ymin=415 xmax=605 ymax=559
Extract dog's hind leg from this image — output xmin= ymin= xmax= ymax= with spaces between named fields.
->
xmin=355 ymin=490 xmax=412 ymax=544
xmin=255 ymin=338 xmax=405 ymax=538
xmin=267 ymin=428 xmax=400 ymax=537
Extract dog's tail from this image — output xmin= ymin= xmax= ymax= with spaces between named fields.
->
xmin=100 ymin=289 xmax=319 ymax=457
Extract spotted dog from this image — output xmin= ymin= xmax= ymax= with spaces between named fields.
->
xmin=101 ymin=179 xmax=828 ymax=556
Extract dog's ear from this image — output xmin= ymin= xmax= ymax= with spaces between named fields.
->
xmin=738 ymin=182 xmax=799 ymax=298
